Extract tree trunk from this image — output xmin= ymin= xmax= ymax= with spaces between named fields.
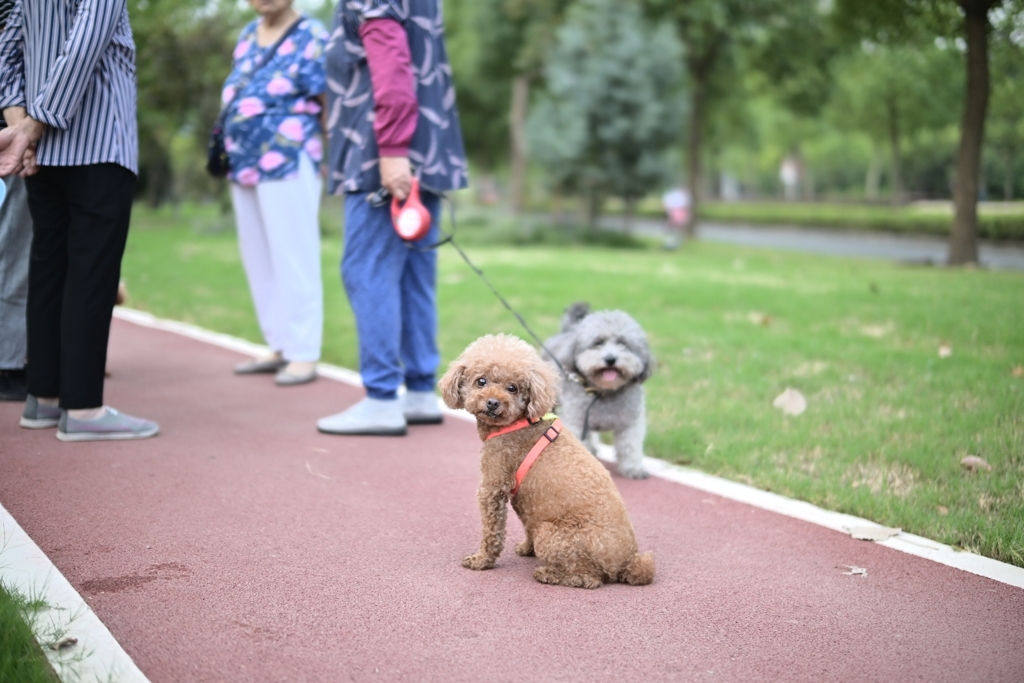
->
xmin=686 ymin=71 xmax=706 ymax=239
xmin=949 ymin=2 xmax=994 ymax=265
xmin=866 ymin=142 xmax=883 ymax=201
xmin=508 ymin=74 xmax=530 ymax=215
xmin=624 ymin=197 xmax=635 ymax=235
xmin=887 ymin=96 xmax=904 ymax=205
xmin=1004 ymin=146 xmax=1014 ymax=201
xmin=586 ymin=190 xmax=602 ymax=232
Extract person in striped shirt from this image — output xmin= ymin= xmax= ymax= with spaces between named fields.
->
xmin=0 ymin=0 xmax=158 ymax=441
xmin=0 ymin=0 xmax=32 ymax=403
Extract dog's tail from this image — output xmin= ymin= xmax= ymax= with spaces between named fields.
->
xmin=618 ymin=551 xmax=655 ymax=585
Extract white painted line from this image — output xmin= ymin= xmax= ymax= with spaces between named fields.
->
xmin=593 ymin=444 xmax=1024 ymax=590
xmin=113 ymin=307 xmax=364 ymax=387
xmin=113 ymin=307 xmax=1024 ymax=591
xmin=0 ymin=503 xmax=150 ymax=683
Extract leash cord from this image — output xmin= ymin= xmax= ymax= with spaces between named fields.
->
xmin=409 ymin=193 xmax=572 ymax=380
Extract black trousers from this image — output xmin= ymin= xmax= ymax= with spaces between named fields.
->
xmin=24 ymin=164 xmax=135 ymax=409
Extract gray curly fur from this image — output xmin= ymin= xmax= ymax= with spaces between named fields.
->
xmin=544 ymin=302 xmax=653 ymax=479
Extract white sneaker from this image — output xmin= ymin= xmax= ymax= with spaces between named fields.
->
xmin=401 ymin=390 xmax=444 ymax=425
xmin=317 ymin=397 xmax=407 ymax=436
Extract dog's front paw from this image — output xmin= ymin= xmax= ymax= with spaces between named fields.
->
xmin=462 ymin=553 xmax=495 ymax=570
xmin=618 ymin=465 xmax=649 ymax=480
xmin=515 ymin=540 xmax=534 ymax=557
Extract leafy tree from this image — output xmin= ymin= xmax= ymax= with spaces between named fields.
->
xmin=834 ymin=0 xmax=1023 ymax=264
xmin=642 ymin=0 xmax=790 ymax=235
xmin=828 ymin=42 xmax=962 ymax=202
xmin=986 ymin=12 xmax=1024 ymax=199
xmin=451 ymin=0 xmax=573 ymax=212
xmin=527 ymin=0 xmax=684 ymax=226
xmin=131 ymin=0 xmax=247 ymax=205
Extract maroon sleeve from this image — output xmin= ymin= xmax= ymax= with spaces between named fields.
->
xmin=359 ymin=18 xmax=418 ymax=157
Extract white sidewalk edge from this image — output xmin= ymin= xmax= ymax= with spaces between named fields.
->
xmin=592 ymin=445 xmax=1024 ymax=590
xmin=113 ymin=306 xmax=1024 ymax=592
xmin=1 ymin=503 xmax=150 ymax=683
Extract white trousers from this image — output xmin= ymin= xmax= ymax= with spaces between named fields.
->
xmin=230 ymin=154 xmax=323 ymax=362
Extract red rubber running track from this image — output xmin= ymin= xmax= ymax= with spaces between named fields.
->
xmin=1 ymin=318 xmax=1022 ymax=683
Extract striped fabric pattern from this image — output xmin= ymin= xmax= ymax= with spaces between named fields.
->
xmin=0 ymin=0 xmax=138 ymax=174
xmin=0 ymin=0 xmax=14 ymax=30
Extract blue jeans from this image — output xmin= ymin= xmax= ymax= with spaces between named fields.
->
xmin=342 ymin=191 xmax=441 ymax=400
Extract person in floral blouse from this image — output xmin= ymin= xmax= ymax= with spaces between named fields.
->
xmin=222 ymin=0 xmax=328 ymax=386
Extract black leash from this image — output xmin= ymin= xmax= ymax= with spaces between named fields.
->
xmin=396 ymin=189 xmax=629 ymax=441
xmin=404 ymin=192 xmax=573 ymax=380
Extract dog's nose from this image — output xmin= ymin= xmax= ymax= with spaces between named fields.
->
xmin=486 ymin=398 xmax=501 ymax=412
xmin=603 ymin=354 xmax=617 ymax=366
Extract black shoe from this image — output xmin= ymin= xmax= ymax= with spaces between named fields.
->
xmin=0 ymin=368 xmax=27 ymax=402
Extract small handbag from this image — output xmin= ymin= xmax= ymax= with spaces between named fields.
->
xmin=206 ymin=17 xmax=305 ymax=178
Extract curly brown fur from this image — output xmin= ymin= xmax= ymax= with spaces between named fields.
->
xmin=439 ymin=334 xmax=654 ymax=589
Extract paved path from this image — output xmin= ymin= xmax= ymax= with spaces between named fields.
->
xmin=1 ymin=319 xmax=1023 ymax=683
xmin=599 ymin=215 xmax=1024 ymax=270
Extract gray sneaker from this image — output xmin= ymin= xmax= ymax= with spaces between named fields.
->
xmin=401 ymin=390 xmax=444 ymax=425
xmin=317 ymin=397 xmax=407 ymax=436
xmin=57 ymin=407 xmax=159 ymax=442
xmin=20 ymin=395 xmax=61 ymax=429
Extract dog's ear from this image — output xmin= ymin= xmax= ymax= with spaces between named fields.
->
xmin=560 ymin=302 xmax=590 ymax=332
xmin=438 ymin=359 xmax=467 ymax=410
xmin=634 ymin=336 xmax=654 ymax=383
xmin=542 ymin=332 xmax=576 ymax=376
xmin=525 ymin=355 xmax=560 ymax=421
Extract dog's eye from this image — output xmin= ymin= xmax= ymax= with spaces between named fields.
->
xmin=476 ymin=377 xmax=487 ymax=387
xmin=592 ymin=338 xmax=605 ymax=348
xmin=507 ymin=384 xmax=518 ymax=394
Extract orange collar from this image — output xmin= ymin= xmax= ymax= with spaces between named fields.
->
xmin=486 ymin=415 xmax=562 ymax=497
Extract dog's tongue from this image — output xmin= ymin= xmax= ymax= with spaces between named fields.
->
xmin=602 ymin=369 xmax=619 ymax=382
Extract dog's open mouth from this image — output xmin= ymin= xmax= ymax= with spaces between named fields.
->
xmin=600 ymin=369 xmax=620 ymax=383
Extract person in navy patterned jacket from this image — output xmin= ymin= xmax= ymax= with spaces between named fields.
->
xmin=317 ymin=0 xmax=468 ymax=436
xmin=0 ymin=0 xmax=158 ymax=441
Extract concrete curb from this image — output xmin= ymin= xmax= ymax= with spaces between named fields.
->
xmin=0 ymin=504 xmax=150 ymax=683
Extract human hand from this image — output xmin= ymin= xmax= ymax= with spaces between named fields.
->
xmin=0 ymin=126 xmax=31 ymax=176
xmin=380 ymin=156 xmax=412 ymax=201
xmin=0 ymin=109 xmax=45 ymax=177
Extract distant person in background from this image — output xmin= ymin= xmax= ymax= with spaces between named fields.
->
xmin=0 ymin=0 xmax=158 ymax=441
xmin=222 ymin=0 xmax=328 ymax=387
xmin=0 ymin=0 xmax=31 ymax=402
xmin=316 ymin=0 xmax=468 ymax=436
xmin=661 ymin=187 xmax=690 ymax=251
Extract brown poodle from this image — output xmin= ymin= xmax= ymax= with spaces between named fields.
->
xmin=439 ymin=334 xmax=655 ymax=589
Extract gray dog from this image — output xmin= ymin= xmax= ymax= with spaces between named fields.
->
xmin=544 ymin=303 xmax=653 ymax=479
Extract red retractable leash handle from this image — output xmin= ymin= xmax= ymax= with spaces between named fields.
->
xmin=391 ymin=177 xmax=432 ymax=242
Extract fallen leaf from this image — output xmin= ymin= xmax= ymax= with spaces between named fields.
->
xmin=838 ymin=565 xmax=867 ymax=577
xmin=305 ymin=461 xmax=330 ymax=480
xmin=50 ymin=637 xmax=78 ymax=651
xmin=846 ymin=526 xmax=901 ymax=541
xmin=772 ymin=388 xmax=807 ymax=416
xmin=748 ymin=311 xmax=772 ymax=326
xmin=860 ymin=323 xmax=892 ymax=338
xmin=938 ymin=343 xmax=953 ymax=358
xmin=960 ymin=455 xmax=991 ymax=472
xmin=1012 ymin=365 xmax=1024 ymax=377
xmin=937 ymin=506 xmax=949 ymax=516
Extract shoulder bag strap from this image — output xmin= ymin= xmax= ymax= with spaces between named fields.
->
xmin=216 ymin=15 xmax=306 ymax=126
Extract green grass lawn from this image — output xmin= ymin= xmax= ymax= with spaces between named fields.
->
xmin=122 ymin=203 xmax=1024 ymax=567
xmin=0 ymin=583 xmax=57 ymax=683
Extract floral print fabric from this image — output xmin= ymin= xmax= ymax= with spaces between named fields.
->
xmin=222 ymin=16 xmax=329 ymax=186
xmin=325 ymin=0 xmax=468 ymax=194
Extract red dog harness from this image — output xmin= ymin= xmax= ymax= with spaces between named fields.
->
xmin=486 ymin=414 xmax=563 ymax=497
